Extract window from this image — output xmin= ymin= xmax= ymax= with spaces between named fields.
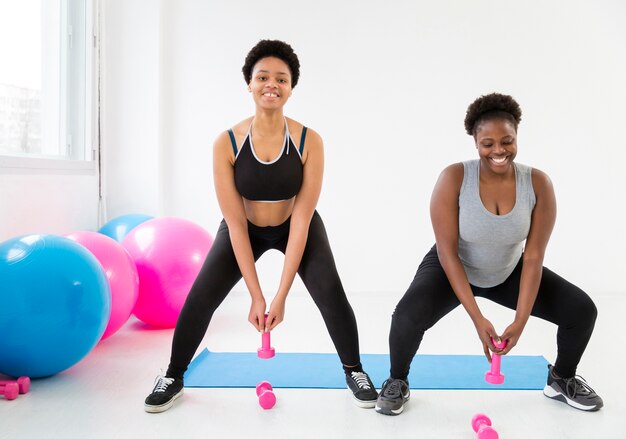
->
xmin=0 ymin=0 xmax=96 ymax=165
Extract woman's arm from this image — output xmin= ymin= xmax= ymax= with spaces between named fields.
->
xmin=266 ymin=128 xmax=324 ymax=330
xmin=213 ymin=131 xmax=266 ymax=331
xmin=499 ymin=168 xmax=556 ymax=354
xmin=431 ymin=163 xmax=501 ymax=360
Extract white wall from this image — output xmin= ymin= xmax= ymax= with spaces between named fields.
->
xmin=0 ymin=166 xmax=99 ymax=240
xmin=100 ymin=0 xmax=162 ymax=218
xmin=102 ymin=0 xmax=626 ymax=296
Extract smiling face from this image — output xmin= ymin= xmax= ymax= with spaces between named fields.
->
xmin=248 ymin=57 xmax=293 ymax=110
xmin=474 ymin=118 xmax=518 ymax=176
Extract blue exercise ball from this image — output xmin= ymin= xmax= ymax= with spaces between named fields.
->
xmin=98 ymin=214 xmax=154 ymax=242
xmin=0 ymin=234 xmax=111 ymax=378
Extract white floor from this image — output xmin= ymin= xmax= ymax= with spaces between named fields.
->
xmin=1 ymin=291 xmax=624 ymax=439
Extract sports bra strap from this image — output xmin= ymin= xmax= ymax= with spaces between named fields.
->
xmin=299 ymin=126 xmax=307 ymax=155
xmin=227 ymin=129 xmax=238 ymax=156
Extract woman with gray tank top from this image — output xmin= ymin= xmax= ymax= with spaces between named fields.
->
xmin=375 ymin=93 xmax=603 ymax=416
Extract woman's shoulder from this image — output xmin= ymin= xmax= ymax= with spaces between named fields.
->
xmin=440 ymin=162 xmax=465 ymax=180
xmin=286 ymin=117 xmax=323 ymax=155
xmin=432 ymin=162 xmax=465 ymax=195
xmin=214 ymin=117 xmax=253 ymax=149
xmin=527 ymin=165 xmax=553 ymax=191
xmin=286 ymin=117 xmax=321 ymax=141
xmin=514 ymin=162 xmax=550 ymax=182
xmin=229 ymin=117 xmax=254 ymax=138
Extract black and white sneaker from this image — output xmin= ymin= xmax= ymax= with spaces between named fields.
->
xmin=346 ymin=371 xmax=378 ymax=408
xmin=543 ymin=364 xmax=603 ymax=411
xmin=144 ymin=375 xmax=184 ymax=413
xmin=375 ymin=378 xmax=410 ymax=416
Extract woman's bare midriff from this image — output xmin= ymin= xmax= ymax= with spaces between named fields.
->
xmin=243 ymin=197 xmax=295 ymax=227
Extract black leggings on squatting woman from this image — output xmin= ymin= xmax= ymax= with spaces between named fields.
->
xmin=166 ymin=211 xmax=361 ymax=379
xmin=388 ymin=245 xmax=597 ymax=380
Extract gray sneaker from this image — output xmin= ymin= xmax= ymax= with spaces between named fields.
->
xmin=346 ymin=371 xmax=378 ymax=408
xmin=144 ymin=375 xmax=184 ymax=413
xmin=543 ymin=365 xmax=603 ymax=411
xmin=375 ymin=378 xmax=410 ymax=416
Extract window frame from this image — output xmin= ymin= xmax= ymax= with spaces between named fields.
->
xmin=0 ymin=0 xmax=99 ymax=174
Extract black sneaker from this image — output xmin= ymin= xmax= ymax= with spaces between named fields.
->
xmin=375 ymin=378 xmax=410 ymax=416
xmin=346 ymin=371 xmax=378 ymax=408
xmin=543 ymin=364 xmax=603 ymax=411
xmin=144 ymin=375 xmax=184 ymax=413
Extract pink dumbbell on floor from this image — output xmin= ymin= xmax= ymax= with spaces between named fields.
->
xmin=472 ymin=413 xmax=499 ymax=439
xmin=485 ymin=338 xmax=507 ymax=384
xmin=0 ymin=382 xmax=19 ymax=401
xmin=257 ymin=314 xmax=275 ymax=359
xmin=256 ymin=381 xmax=276 ymax=409
xmin=0 ymin=376 xmax=30 ymax=395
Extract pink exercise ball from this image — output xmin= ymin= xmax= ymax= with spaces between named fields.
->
xmin=65 ymin=231 xmax=139 ymax=340
xmin=121 ymin=217 xmax=213 ymax=328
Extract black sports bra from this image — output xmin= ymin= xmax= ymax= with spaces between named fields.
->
xmin=228 ymin=120 xmax=306 ymax=202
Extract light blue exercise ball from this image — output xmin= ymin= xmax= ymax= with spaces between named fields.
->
xmin=0 ymin=234 xmax=111 ymax=378
xmin=98 ymin=214 xmax=154 ymax=242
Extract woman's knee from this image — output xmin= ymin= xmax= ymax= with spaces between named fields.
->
xmin=391 ymin=297 xmax=436 ymax=334
xmin=559 ymin=289 xmax=598 ymax=332
xmin=313 ymin=288 xmax=352 ymax=318
xmin=576 ymin=292 xmax=598 ymax=329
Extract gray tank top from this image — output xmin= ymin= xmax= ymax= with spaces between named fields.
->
xmin=458 ymin=160 xmax=536 ymax=288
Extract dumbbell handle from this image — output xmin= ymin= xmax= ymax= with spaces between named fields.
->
xmin=257 ymin=314 xmax=275 ymax=358
xmin=485 ymin=339 xmax=506 ymax=384
xmin=489 ymin=352 xmax=502 ymax=374
xmin=490 ymin=339 xmax=507 ymax=373
xmin=262 ymin=331 xmax=271 ymax=350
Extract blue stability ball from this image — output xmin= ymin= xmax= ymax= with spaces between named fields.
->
xmin=0 ymin=235 xmax=111 ymax=378
xmin=98 ymin=214 xmax=154 ymax=242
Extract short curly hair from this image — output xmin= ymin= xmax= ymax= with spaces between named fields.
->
xmin=464 ymin=93 xmax=522 ymax=136
xmin=242 ymin=39 xmax=300 ymax=88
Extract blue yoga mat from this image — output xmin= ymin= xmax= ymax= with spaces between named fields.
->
xmin=185 ymin=349 xmax=549 ymax=390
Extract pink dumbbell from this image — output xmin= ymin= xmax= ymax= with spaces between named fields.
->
xmin=0 ymin=382 xmax=19 ymax=401
xmin=0 ymin=376 xmax=30 ymax=395
xmin=472 ymin=414 xmax=499 ymax=439
xmin=257 ymin=314 xmax=275 ymax=359
xmin=256 ymin=381 xmax=276 ymax=409
xmin=485 ymin=339 xmax=507 ymax=384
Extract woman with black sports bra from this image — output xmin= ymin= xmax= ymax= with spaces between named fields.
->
xmin=144 ymin=39 xmax=378 ymax=413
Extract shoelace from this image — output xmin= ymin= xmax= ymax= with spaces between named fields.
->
xmin=350 ymin=372 xmax=372 ymax=390
xmin=382 ymin=379 xmax=404 ymax=397
xmin=563 ymin=375 xmax=596 ymax=399
xmin=153 ymin=375 xmax=175 ymax=393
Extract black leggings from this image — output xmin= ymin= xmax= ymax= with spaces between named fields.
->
xmin=389 ymin=245 xmax=597 ymax=380
xmin=166 ymin=211 xmax=361 ymax=379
